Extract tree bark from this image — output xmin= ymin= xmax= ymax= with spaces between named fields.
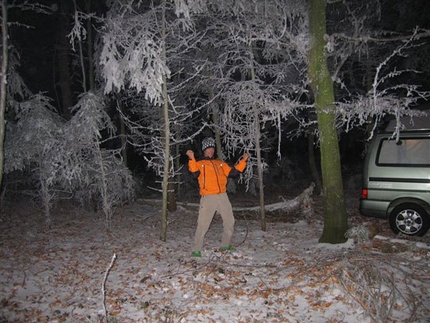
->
xmin=167 ymin=180 xmax=177 ymax=212
xmin=308 ymin=0 xmax=348 ymax=243
xmin=307 ymin=133 xmax=322 ymax=195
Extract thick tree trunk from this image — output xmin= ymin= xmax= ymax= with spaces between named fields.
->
xmin=308 ymin=0 xmax=348 ymax=243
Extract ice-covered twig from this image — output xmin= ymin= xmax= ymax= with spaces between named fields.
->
xmin=102 ymin=253 xmax=117 ymax=323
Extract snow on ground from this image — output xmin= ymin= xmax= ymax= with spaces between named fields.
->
xmin=0 ymin=193 xmax=429 ymax=323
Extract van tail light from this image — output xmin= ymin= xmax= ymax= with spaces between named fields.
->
xmin=361 ymin=188 xmax=368 ymax=199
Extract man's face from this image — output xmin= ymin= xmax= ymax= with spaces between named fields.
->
xmin=203 ymin=147 xmax=215 ymax=158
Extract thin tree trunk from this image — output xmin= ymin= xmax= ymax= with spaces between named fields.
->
xmin=175 ymin=143 xmax=181 ymax=197
xmin=160 ymin=1 xmax=170 ymax=241
xmin=97 ymin=144 xmax=113 ymax=231
xmin=249 ymin=43 xmax=266 ymax=231
xmin=168 ymin=128 xmax=177 ymax=211
xmin=253 ymin=108 xmax=266 ymax=231
xmin=212 ymin=104 xmax=223 ymax=158
xmin=40 ymin=179 xmax=52 ymax=228
xmin=72 ymin=0 xmax=86 ymax=92
xmin=167 ymin=180 xmax=176 ymax=212
xmin=308 ymin=0 xmax=347 ymax=243
xmin=0 ymin=0 xmax=8 ymax=188
xmin=86 ymin=0 xmax=95 ymax=90
xmin=58 ymin=0 xmax=73 ymax=119
xmin=160 ymin=87 xmax=170 ymax=242
xmin=211 ymin=92 xmax=237 ymax=194
xmin=120 ymin=104 xmax=128 ymax=167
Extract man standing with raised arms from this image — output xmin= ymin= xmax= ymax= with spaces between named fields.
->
xmin=186 ymin=137 xmax=250 ymax=257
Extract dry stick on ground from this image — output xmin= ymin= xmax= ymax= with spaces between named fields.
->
xmin=102 ymin=253 xmax=117 ymax=323
xmin=142 ymin=183 xmax=315 ymax=217
xmin=366 ymin=256 xmax=422 ymax=321
xmin=232 ymin=182 xmax=315 ymax=214
xmin=337 ymin=265 xmax=396 ymax=322
xmin=335 ymin=254 xmax=424 ymax=322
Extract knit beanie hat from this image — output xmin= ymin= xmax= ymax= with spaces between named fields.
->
xmin=202 ymin=137 xmax=216 ymax=151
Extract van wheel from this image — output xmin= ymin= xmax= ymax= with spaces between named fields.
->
xmin=389 ymin=204 xmax=429 ymax=236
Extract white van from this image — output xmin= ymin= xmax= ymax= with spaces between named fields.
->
xmin=359 ymin=112 xmax=430 ymax=236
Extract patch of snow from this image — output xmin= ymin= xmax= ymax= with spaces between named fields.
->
xmin=0 ymin=198 xmax=429 ymax=323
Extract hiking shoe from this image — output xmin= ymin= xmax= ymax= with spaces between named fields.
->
xmin=191 ymin=250 xmax=202 ymax=257
xmin=220 ymin=245 xmax=235 ymax=252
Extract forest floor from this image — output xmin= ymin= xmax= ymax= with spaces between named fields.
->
xmin=0 ymin=181 xmax=429 ymax=323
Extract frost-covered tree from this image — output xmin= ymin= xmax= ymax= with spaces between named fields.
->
xmin=230 ymin=3 xmax=305 ymax=230
xmin=308 ymin=0 xmax=429 ymax=243
xmin=4 ymin=92 xmax=135 ymax=228
xmin=98 ymin=0 xmax=207 ymax=240
xmin=67 ymin=92 xmax=135 ymax=230
xmin=0 ymin=1 xmax=45 ymax=189
xmin=176 ymin=0 xmax=309 ymax=230
xmin=0 ymin=1 xmax=135 ymax=230
xmin=4 ymin=95 xmax=65 ymax=224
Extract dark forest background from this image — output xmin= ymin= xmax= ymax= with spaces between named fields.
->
xmin=9 ymin=0 xmax=429 ymax=176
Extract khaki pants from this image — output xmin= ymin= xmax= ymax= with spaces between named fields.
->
xmin=193 ymin=193 xmax=235 ymax=251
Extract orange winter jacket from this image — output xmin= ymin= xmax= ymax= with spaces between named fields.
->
xmin=188 ymin=157 xmax=247 ymax=196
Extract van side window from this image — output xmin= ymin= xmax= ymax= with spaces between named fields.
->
xmin=377 ymin=138 xmax=430 ymax=166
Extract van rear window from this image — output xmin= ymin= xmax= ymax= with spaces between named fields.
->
xmin=377 ymin=138 xmax=430 ymax=166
